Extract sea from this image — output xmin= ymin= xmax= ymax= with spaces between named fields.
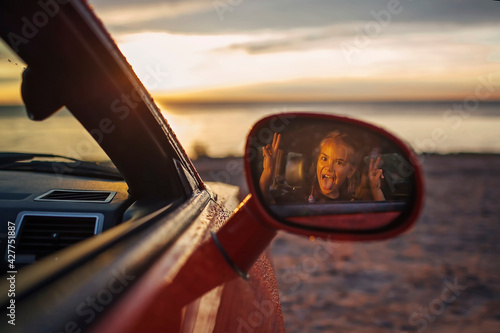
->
xmin=1 ymin=101 xmax=499 ymax=161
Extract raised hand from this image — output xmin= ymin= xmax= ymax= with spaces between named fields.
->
xmin=262 ymin=133 xmax=281 ymax=173
xmin=369 ymin=156 xmax=385 ymax=201
xmin=260 ymin=133 xmax=281 ymax=200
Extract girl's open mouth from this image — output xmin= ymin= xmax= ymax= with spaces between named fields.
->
xmin=321 ymin=174 xmax=335 ymax=190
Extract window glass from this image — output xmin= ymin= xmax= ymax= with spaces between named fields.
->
xmin=0 ymin=40 xmax=109 ymax=162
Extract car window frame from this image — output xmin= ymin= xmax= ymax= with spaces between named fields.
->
xmin=0 ymin=0 xmax=203 ymax=204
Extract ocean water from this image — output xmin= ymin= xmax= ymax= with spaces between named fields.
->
xmin=158 ymin=101 xmax=500 ymax=157
xmin=1 ymin=102 xmax=499 ymax=160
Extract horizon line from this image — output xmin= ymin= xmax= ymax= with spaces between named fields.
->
xmin=2 ymin=98 xmax=500 ymax=107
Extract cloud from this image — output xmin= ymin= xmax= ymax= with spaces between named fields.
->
xmin=218 ymin=21 xmax=500 ymax=57
xmin=109 ymin=18 xmax=499 ymax=99
xmin=156 ymin=74 xmax=500 ymax=103
xmin=222 ymin=25 xmax=354 ymax=54
xmin=227 ymin=39 xmax=293 ymax=54
xmin=0 ymin=76 xmax=20 ymax=84
xmin=89 ymin=0 xmax=211 ymax=28
xmin=90 ymin=0 xmax=500 ymax=35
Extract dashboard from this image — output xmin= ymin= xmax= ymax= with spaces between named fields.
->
xmin=0 ymin=170 xmax=132 ymax=269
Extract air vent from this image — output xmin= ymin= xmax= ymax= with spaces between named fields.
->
xmin=35 ymin=190 xmax=115 ymax=203
xmin=13 ymin=212 xmax=103 ymax=263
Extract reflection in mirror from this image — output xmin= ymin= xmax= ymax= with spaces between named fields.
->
xmin=247 ymin=114 xmax=418 ymax=231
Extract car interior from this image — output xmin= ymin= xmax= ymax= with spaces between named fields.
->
xmin=0 ymin=153 xmax=132 ymax=269
xmin=251 ymin=119 xmax=414 ymax=213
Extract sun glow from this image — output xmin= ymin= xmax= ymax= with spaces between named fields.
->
xmin=1 ymin=17 xmax=499 ymax=105
xmin=113 ymin=23 xmax=500 ymax=102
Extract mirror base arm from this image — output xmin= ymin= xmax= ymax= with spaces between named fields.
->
xmin=215 ymin=194 xmax=277 ymax=276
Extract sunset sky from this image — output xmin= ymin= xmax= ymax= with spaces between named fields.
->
xmin=1 ymin=0 xmax=499 ymax=104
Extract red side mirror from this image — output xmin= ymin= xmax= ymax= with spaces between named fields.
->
xmin=244 ymin=112 xmax=424 ymax=240
xmin=215 ymin=112 xmax=424 ymax=277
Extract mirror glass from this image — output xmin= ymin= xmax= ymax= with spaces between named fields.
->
xmin=246 ymin=114 xmax=420 ymax=231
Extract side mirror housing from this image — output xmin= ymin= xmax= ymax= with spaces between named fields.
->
xmin=244 ymin=112 xmax=424 ymax=240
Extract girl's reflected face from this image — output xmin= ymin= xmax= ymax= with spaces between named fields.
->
xmin=316 ymin=139 xmax=356 ymax=199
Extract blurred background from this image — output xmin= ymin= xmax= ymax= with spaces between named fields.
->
xmin=1 ymin=0 xmax=500 ymax=159
xmin=1 ymin=0 xmax=499 ymax=331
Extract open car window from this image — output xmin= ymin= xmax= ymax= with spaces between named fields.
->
xmin=0 ymin=40 xmax=111 ymax=164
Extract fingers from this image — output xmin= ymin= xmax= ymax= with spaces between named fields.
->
xmin=369 ymin=157 xmax=382 ymax=174
xmin=272 ymin=133 xmax=281 ymax=154
xmin=373 ymin=156 xmax=381 ymax=170
xmin=370 ymin=156 xmax=380 ymax=171
xmin=369 ymin=157 xmax=384 ymax=181
xmin=263 ymin=144 xmax=271 ymax=157
xmin=264 ymin=133 xmax=281 ymax=157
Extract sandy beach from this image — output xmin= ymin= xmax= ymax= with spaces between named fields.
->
xmin=194 ymin=154 xmax=500 ymax=332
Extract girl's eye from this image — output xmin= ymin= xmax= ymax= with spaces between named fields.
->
xmin=320 ymin=156 xmax=327 ymax=162
xmin=335 ymin=160 xmax=344 ymax=166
